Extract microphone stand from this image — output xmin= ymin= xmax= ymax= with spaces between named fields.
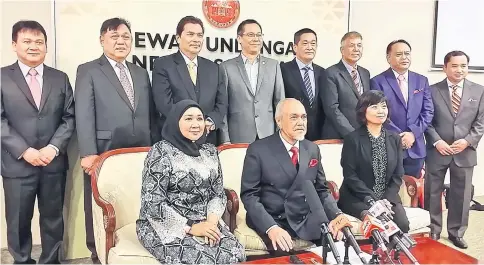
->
xmin=343 ymin=239 xmax=351 ymax=264
xmin=321 ymin=227 xmax=329 ymax=264
xmin=369 ymin=239 xmax=380 ymax=264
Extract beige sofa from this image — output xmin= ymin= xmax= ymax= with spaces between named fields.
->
xmin=90 ymin=140 xmax=430 ymax=263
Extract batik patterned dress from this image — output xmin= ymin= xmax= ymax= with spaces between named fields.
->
xmin=136 ymin=140 xmax=246 ymax=264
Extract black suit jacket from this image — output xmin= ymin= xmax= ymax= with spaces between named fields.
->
xmin=339 ymin=126 xmax=404 ymax=212
xmin=1 ymin=62 xmax=75 ymax=177
xmin=240 ymin=134 xmax=340 ymax=241
xmin=280 ymin=59 xmax=326 ymax=141
xmin=75 ymin=55 xmax=158 ymax=157
xmin=321 ymin=60 xmax=371 ymax=139
xmin=151 ymin=51 xmax=227 ymax=144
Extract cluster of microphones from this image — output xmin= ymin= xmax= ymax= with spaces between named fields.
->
xmin=302 ymin=180 xmax=420 ymax=265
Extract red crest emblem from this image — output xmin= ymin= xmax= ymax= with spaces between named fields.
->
xmin=202 ymin=0 xmax=240 ymax=29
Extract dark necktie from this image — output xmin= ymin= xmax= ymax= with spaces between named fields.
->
xmin=302 ymin=66 xmax=314 ymax=105
xmin=290 ymin=146 xmax=299 ymax=166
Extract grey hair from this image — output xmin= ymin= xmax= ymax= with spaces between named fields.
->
xmin=275 ymin=98 xmax=300 ymax=120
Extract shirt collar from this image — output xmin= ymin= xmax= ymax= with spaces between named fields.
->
xmin=105 ymin=54 xmax=128 ymax=69
xmin=17 ymin=60 xmax=44 ymax=77
xmin=341 ymin=59 xmax=357 ymax=73
xmin=391 ymin=68 xmax=408 ymax=81
xmin=241 ymin=53 xmax=260 ymax=65
xmin=279 ymin=132 xmax=300 ymax=151
xmin=295 ymin=57 xmax=313 ymax=71
xmin=180 ymin=51 xmax=198 ymax=67
xmin=446 ymin=78 xmax=464 ymax=88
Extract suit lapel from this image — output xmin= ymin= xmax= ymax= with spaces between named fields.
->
xmin=436 ymin=80 xmax=454 ymax=116
xmin=174 ymin=52 xmax=197 ymax=101
xmin=313 ymin=65 xmax=321 ymax=99
xmin=456 ymin=80 xmax=472 ymax=118
xmin=271 ymin=135 xmax=298 ymax=179
xmin=255 ymin=56 xmax=266 ymax=95
xmin=336 ymin=61 xmax=360 ymax=98
xmin=197 ymin=59 xmax=210 ymax=102
xmin=406 ymin=71 xmax=417 ymax=111
xmin=10 ymin=63 xmax=38 ymax=110
xmin=286 ymin=140 xmax=309 ymax=198
xmin=126 ymin=62 xmax=140 ymax=110
xmin=358 ymin=128 xmax=373 ymax=167
xmin=289 ymin=59 xmax=310 ymax=100
xmin=359 ymin=68 xmax=370 ymax=93
xmin=99 ymin=56 xmax=134 ymax=110
xmin=39 ymin=66 xmax=53 ymax=112
xmin=385 ymin=131 xmax=395 ymax=180
xmin=384 ymin=69 xmax=407 ymax=109
xmin=235 ymin=55 xmax=254 ymax=97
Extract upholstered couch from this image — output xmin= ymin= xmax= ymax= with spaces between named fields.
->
xmin=90 ymin=140 xmax=430 ymax=263
xmin=220 ymin=140 xmax=431 ymax=256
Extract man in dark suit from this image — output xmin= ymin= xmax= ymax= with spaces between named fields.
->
xmin=281 ymin=28 xmax=326 ymax=141
xmin=151 ymin=16 xmax=226 ymax=145
xmin=425 ymin=51 xmax=484 ymax=248
xmin=1 ymin=20 xmax=75 ymax=264
xmin=75 ymin=18 xmax=158 ymax=261
xmin=371 ymin=39 xmax=434 ymax=177
xmin=321 ymin=32 xmax=371 ymax=139
xmin=241 ymin=98 xmax=351 ymax=253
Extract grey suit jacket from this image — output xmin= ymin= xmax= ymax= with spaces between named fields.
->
xmin=426 ymin=79 xmax=484 ymax=167
xmin=1 ymin=62 xmax=75 ymax=177
xmin=75 ymin=55 xmax=159 ymax=157
xmin=321 ymin=60 xmax=370 ymax=139
xmin=219 ymin=55 xmax=285 ymax=143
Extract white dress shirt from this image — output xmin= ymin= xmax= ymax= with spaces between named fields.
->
xmin=105 ymin=55 xmax=134 ymax=87
xmin=241 ymin=53 xmax=259 ymax=93
xmin=447 ymin=78 xmax=464 ymax=99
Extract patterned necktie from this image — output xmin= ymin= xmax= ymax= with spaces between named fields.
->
xmin=302 ymin=66 xmax=314 ymax=105
xmin=116 ymin=63 xmax=134 ymax=108
xmin=290 ymin=146 xmax=299 ymax=166
xmin=397 ymin=74 xmax=408 ymax=103
xmin=451 ymin=85 xmax=461 ymax=116
xmin=28 ymin=68 xmax=41 ymax=108
xmin=188 ymin=61 xmax=197 ymax=85
xmin=351 ymin=68 xmax=362 ymax=95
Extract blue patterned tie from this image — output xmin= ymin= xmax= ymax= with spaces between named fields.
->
xmin=302 ymin=66 xmax=314 ymax=105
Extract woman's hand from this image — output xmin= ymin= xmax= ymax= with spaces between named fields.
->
xmin=188 ymin=221 xmax=221 ymax=245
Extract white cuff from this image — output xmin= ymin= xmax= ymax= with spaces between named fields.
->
xmin=48 ymin=144 xmax=60 ymax=156
xmin=266 ymin=225 xmax=278 ymax=234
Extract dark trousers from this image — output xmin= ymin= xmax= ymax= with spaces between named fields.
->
xmin=403 ymin=157 xmax=425 ymax=178
xmin=424 ymin=160 xmax=474 ymax=238
xmin=3 ymin=172 xmax=66 ymax=264
xmin=83 ymin=172 xmax=98 ymax=258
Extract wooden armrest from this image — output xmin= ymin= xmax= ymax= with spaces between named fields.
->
xmin=402 ymin=175 xmax=421 ymax=207
xmin=223 ymin=188 xmax=239 ymax=233
xmin=327 ymin=181 xmax=340 ymax=201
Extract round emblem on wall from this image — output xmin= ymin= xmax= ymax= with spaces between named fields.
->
xmin=202 ymin=0 xmax=240 ymax=29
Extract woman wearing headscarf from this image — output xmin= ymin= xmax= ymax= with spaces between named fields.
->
xmin=136 ymin=100 xmax=245 ymax=264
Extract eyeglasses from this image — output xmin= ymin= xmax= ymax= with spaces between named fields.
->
xmin=241 ymin=33 xmax=264 ymax=39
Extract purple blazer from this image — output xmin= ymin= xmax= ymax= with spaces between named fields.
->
xmin=370 ymin=68 xmax=434 ymax=159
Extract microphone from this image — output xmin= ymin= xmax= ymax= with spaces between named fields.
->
xmin=364 ymin=196 xmax=393 ymax=222
xmin=360 ymin=212 xmax=388 ymax=252
xmin=301 ymin=180 xmax=342 ymax=264
xmin=341 ymin=226 xmax=368 ymax=264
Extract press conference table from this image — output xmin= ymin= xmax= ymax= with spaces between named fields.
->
xmin=244 ymin=237 xmax=479 ymax=264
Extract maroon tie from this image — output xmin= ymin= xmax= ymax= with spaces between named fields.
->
xmin=290 ymin=146 xmax=299 ymax=166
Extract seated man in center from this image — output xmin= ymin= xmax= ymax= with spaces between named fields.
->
xmin=241 ymin=98 xmax=351 ymax=253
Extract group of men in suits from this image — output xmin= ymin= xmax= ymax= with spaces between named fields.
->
xmin=1 ymin=14 xmax=483 ymax=263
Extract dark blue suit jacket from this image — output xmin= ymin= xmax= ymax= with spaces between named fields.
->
xmin=370 ymin=68 xmax=434 ymax=159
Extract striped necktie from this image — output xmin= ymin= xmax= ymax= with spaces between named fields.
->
xmin=302 ymin=66 xmax=314 ymax=105
xmin=451 ymin=85 xmax=461 ymax=116
xmin=351 ymin=68 xmax=362 ymax=95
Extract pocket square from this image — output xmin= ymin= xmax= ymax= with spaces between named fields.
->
xmin=413 ymin=88 xmax=424 ymax=94
xmin=469 ymin=98 xmax=477 ymax=102
xmin=309 ymin=159 xmax=318 ymax=167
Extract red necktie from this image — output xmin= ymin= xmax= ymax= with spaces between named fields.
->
xmin=290 ymin=146 xmax=299 ymax=166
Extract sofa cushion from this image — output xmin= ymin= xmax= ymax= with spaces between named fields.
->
xmin=109 ymin=223 xmax=158 ymax=264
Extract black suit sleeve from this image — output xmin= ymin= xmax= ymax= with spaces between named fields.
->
xmin=49 ymin=74 xmax=75 ymax=153
xmin=151 ymin=58 xmax=174 ymax=118
xmin=205 ymin=64 xmax=227 ymax=129
xmin=240 ymin=145 xmax=278 ymax=234
xmin=146 ymin=71 xmax=161 ymax=144
xmin=384 ymin=136 xmax=404 ymax=204
xmin=341 ymin=135 xmax=376 ymax=201
xmin=75 ymin=65 xmax=98 ymax=157
xmin=315 ymin=148 xmax=340 ymax=220
xmin=1 ymin=91 xmax=30 ymax=158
